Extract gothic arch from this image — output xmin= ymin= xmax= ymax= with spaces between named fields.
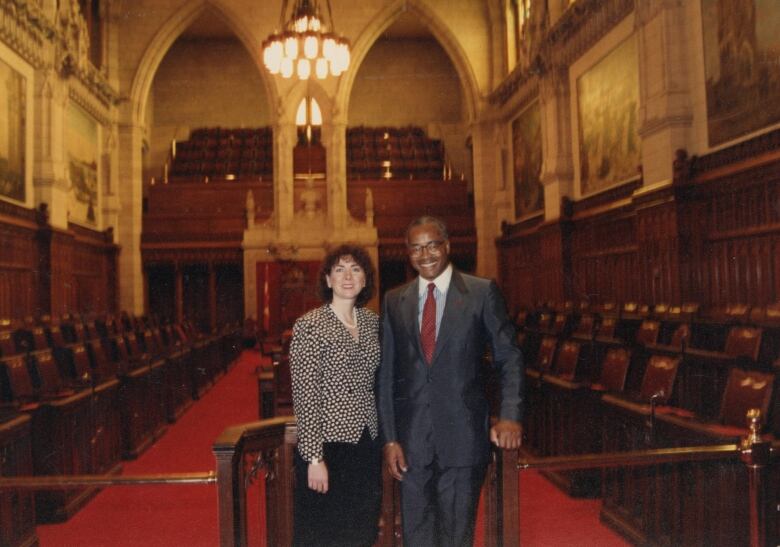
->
xmin=278 ymin=80 xmax=333 ymax=127
xmin=128 ymin=0 xmax=278 ymax=128
xmin=334 ymin=0 xmax=481 ymax=125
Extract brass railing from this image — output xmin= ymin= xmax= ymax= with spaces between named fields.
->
xmin=0 ymin=472 xmax=216 ymax=489
xmin=517 ymin=411 xmax=777 ymax=547
xmin=1 ymin=412 xmax=775 ymax=547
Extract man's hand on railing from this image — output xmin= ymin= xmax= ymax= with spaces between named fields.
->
xmin=490 ymin=420 xmax=522 ymax=450
xmin=308 ymin=461 xmax=328 ymax=493
xmin=384 ymin=442 xmax=408 ymax=481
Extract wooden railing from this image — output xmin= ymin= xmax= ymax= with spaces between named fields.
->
xmin=211 ymin=416 xmax=519 ymax=547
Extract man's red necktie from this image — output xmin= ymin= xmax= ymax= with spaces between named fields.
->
xmin=421 ymin=282 xmax=437 ymax=364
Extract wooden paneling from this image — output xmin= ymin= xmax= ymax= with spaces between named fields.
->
xmin=676 ymin=140 xmax=780 ymax=307
xmin=0 ymin=414 xmax=36 ymax=547
xmin=498 ymin=128 xmax=780 ymax=311
xmin=498 ymin=217 xmax=567 ymax=308
xmin=0 ymin=202 xmax=117 ymax=321
xmin=348 ymin=179 xmax=473 ymax=238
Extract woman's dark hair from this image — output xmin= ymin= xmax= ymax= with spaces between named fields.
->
xmin=317 ymin=244 xmax=376 ymax=306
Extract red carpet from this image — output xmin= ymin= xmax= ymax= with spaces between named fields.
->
xmin=37 ymin=349 xmax=265 ymax=547
xmin=517 ymin=471 xmax=628 ymax=547
xmin=37 ymin=350 xmax=627 ymax=546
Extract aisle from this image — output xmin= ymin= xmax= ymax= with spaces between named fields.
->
xmin=37 ymin=349 xmax=265 ymax=547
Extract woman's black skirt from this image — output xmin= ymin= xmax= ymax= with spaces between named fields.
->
xmin=293 ymin=428 xmax=382 ymax=547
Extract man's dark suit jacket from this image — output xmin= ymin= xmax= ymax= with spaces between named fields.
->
xmin=378 ymin=269 xmax=524 ymax=468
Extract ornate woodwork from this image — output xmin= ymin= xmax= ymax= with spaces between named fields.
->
xmin=0 ymin=201 xmax=117 ymax=321
xmin=498 ymin=128 xmax=780 ymax=311
xmin=0 ymin=414 xmax=37 ymax=547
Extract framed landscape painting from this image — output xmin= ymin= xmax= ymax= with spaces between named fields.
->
xmin=702 ymin=0 xmax=780 ymax=146
xmin=512 ymin=101 xmax=543 ymax=218
xmin=576 ymin=35 xmax=640 ymax=196
xmin=67 ymin=104 xmax=99 ymax=225
xmin=0 ymin=58 xmax=26 ymax=203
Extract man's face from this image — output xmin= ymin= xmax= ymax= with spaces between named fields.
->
xmin=407 ymin=223 xmax=451 ymax=281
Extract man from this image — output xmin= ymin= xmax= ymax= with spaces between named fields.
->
xmin=378 ymin=215 xmax=524 ymax=546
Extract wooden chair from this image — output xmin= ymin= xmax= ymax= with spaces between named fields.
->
xmin=723 ymin=326 xmax=762 ymax=361
xmin=597 ymin=316 xmax=617 ymax=340
xmin=634 ymin=320 xmax=660 ymax=346
xmin=668 ymin=323 xmax=690 ymax=349
xmin=31 ymin=326 xmax=48 ymax=350
xmin=535 ymin=336 xmax=557 ymax=374
xmin=552 ymin=340 xmax=581 ymax=381
xmin=718 ymin=368 xmax=774 ymax=429
xmin=29 ymin=349 xmax=72 ymax=398
xmin=0 ymin=330 xmax=15 ymax=357
xmin=69 ymin=344 xmax=93 ymax=385
xmin=591 ymin=347 xmax=632 ymax=393
xmin=46 ymin=325 xmax=66 ymax=348
xmin=572 ymin=313 xmax=596 ymax=340
xmin=638 ymin=355 xmax=681 ymax=404
xmin=88 ymin=338 xmax=119 ymax=381
xmin=1 ymin=355 xmax=35 ymax=402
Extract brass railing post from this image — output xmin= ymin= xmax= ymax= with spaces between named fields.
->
xmin=739 ymin=409 xmax=771 ymax=547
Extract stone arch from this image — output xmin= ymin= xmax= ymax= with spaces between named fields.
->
xmin=278 ymin=80 xmax=334 ymax=128
xmin=128 ymin=0 xmax=278 ymax=128
xmin=334 ymin=0 xmax=480 ymax=125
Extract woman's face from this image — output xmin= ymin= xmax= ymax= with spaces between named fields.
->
xmin=326 ymin=256 xmax=366 ymax=302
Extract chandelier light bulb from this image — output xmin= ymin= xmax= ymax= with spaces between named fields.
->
xmin=322 ymin=35 xmax=336 ymax=59
xmin=294 ymin=16 xmax=308 ymax=33
xmin=264 ymin=39 xmax=283 ymax=73
xmin=315 ymin=58 xmax=328 ymax=79
xmin=280 ymin=57 xmax=294 ymax=78
xmin=284 ymin=35 xmax=299 ymax=59
xmin=303 ymin=34 xmax=319 ymax=59
xmin=297 ymin=58 xmax=311 ymax=80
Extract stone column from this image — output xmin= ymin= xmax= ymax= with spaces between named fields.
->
xmin=539 ymin=65 xmax=574 ymax=221
xmin=635 ymin=0 xmax=693 ymax=186
xmin=471 ymin=119 xmax=504 ymax=279
xmin=324 ymin=120 xmax=349 ymax=230
xmin=33 ymin=69 xmax=70 ymax=229
xmin=115 ymin=113 xmax=145 ymax=314
xmin=274 ymin=122 xmax=297 ymax=234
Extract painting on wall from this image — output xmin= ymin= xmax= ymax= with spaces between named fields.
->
xmin=66 ymin=104 xmax=99 ymax=225
xmin=512 ymin=101 xmax=543 ymax=218
xmin=0 ymin=58 xmax=26 ymax=203
xmin=703 ymin=0 xmax=780 ymax=146
xmin=576 ymin=35 xmax=640 ymax=196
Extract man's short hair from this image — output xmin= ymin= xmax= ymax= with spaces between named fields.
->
xmin=405 ymin=215 xmax=449 ymax=243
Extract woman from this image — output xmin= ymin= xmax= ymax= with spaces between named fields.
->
xmin=289 ymin=244 xmax=382 ymax=546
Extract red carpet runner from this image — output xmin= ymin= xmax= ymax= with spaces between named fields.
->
xmin=37 ymin=349 xmax=627 ymax=546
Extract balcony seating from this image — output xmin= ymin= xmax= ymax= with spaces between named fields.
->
xmin=346 ymin=126 xmax=447 ymax=180
xmin=169 ymin=127 xmax=273 ymax=182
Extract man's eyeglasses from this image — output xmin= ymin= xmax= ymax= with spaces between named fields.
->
xmin=408 ymin=240 xmax=445 ymax=256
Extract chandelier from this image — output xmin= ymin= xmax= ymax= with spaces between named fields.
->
xmin=262 ymin=0 xmax=350 ymax=80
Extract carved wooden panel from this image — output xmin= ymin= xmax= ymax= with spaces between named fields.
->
xmin=635 ymin=196 xmax=681 ymax=304
xmin=0 ymin=216 xmax=37 ymax=319
xmin=680 ymin=160 xmax=780 ymax=307
xmin=569 ymin=210 xmax=638 ymax=305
